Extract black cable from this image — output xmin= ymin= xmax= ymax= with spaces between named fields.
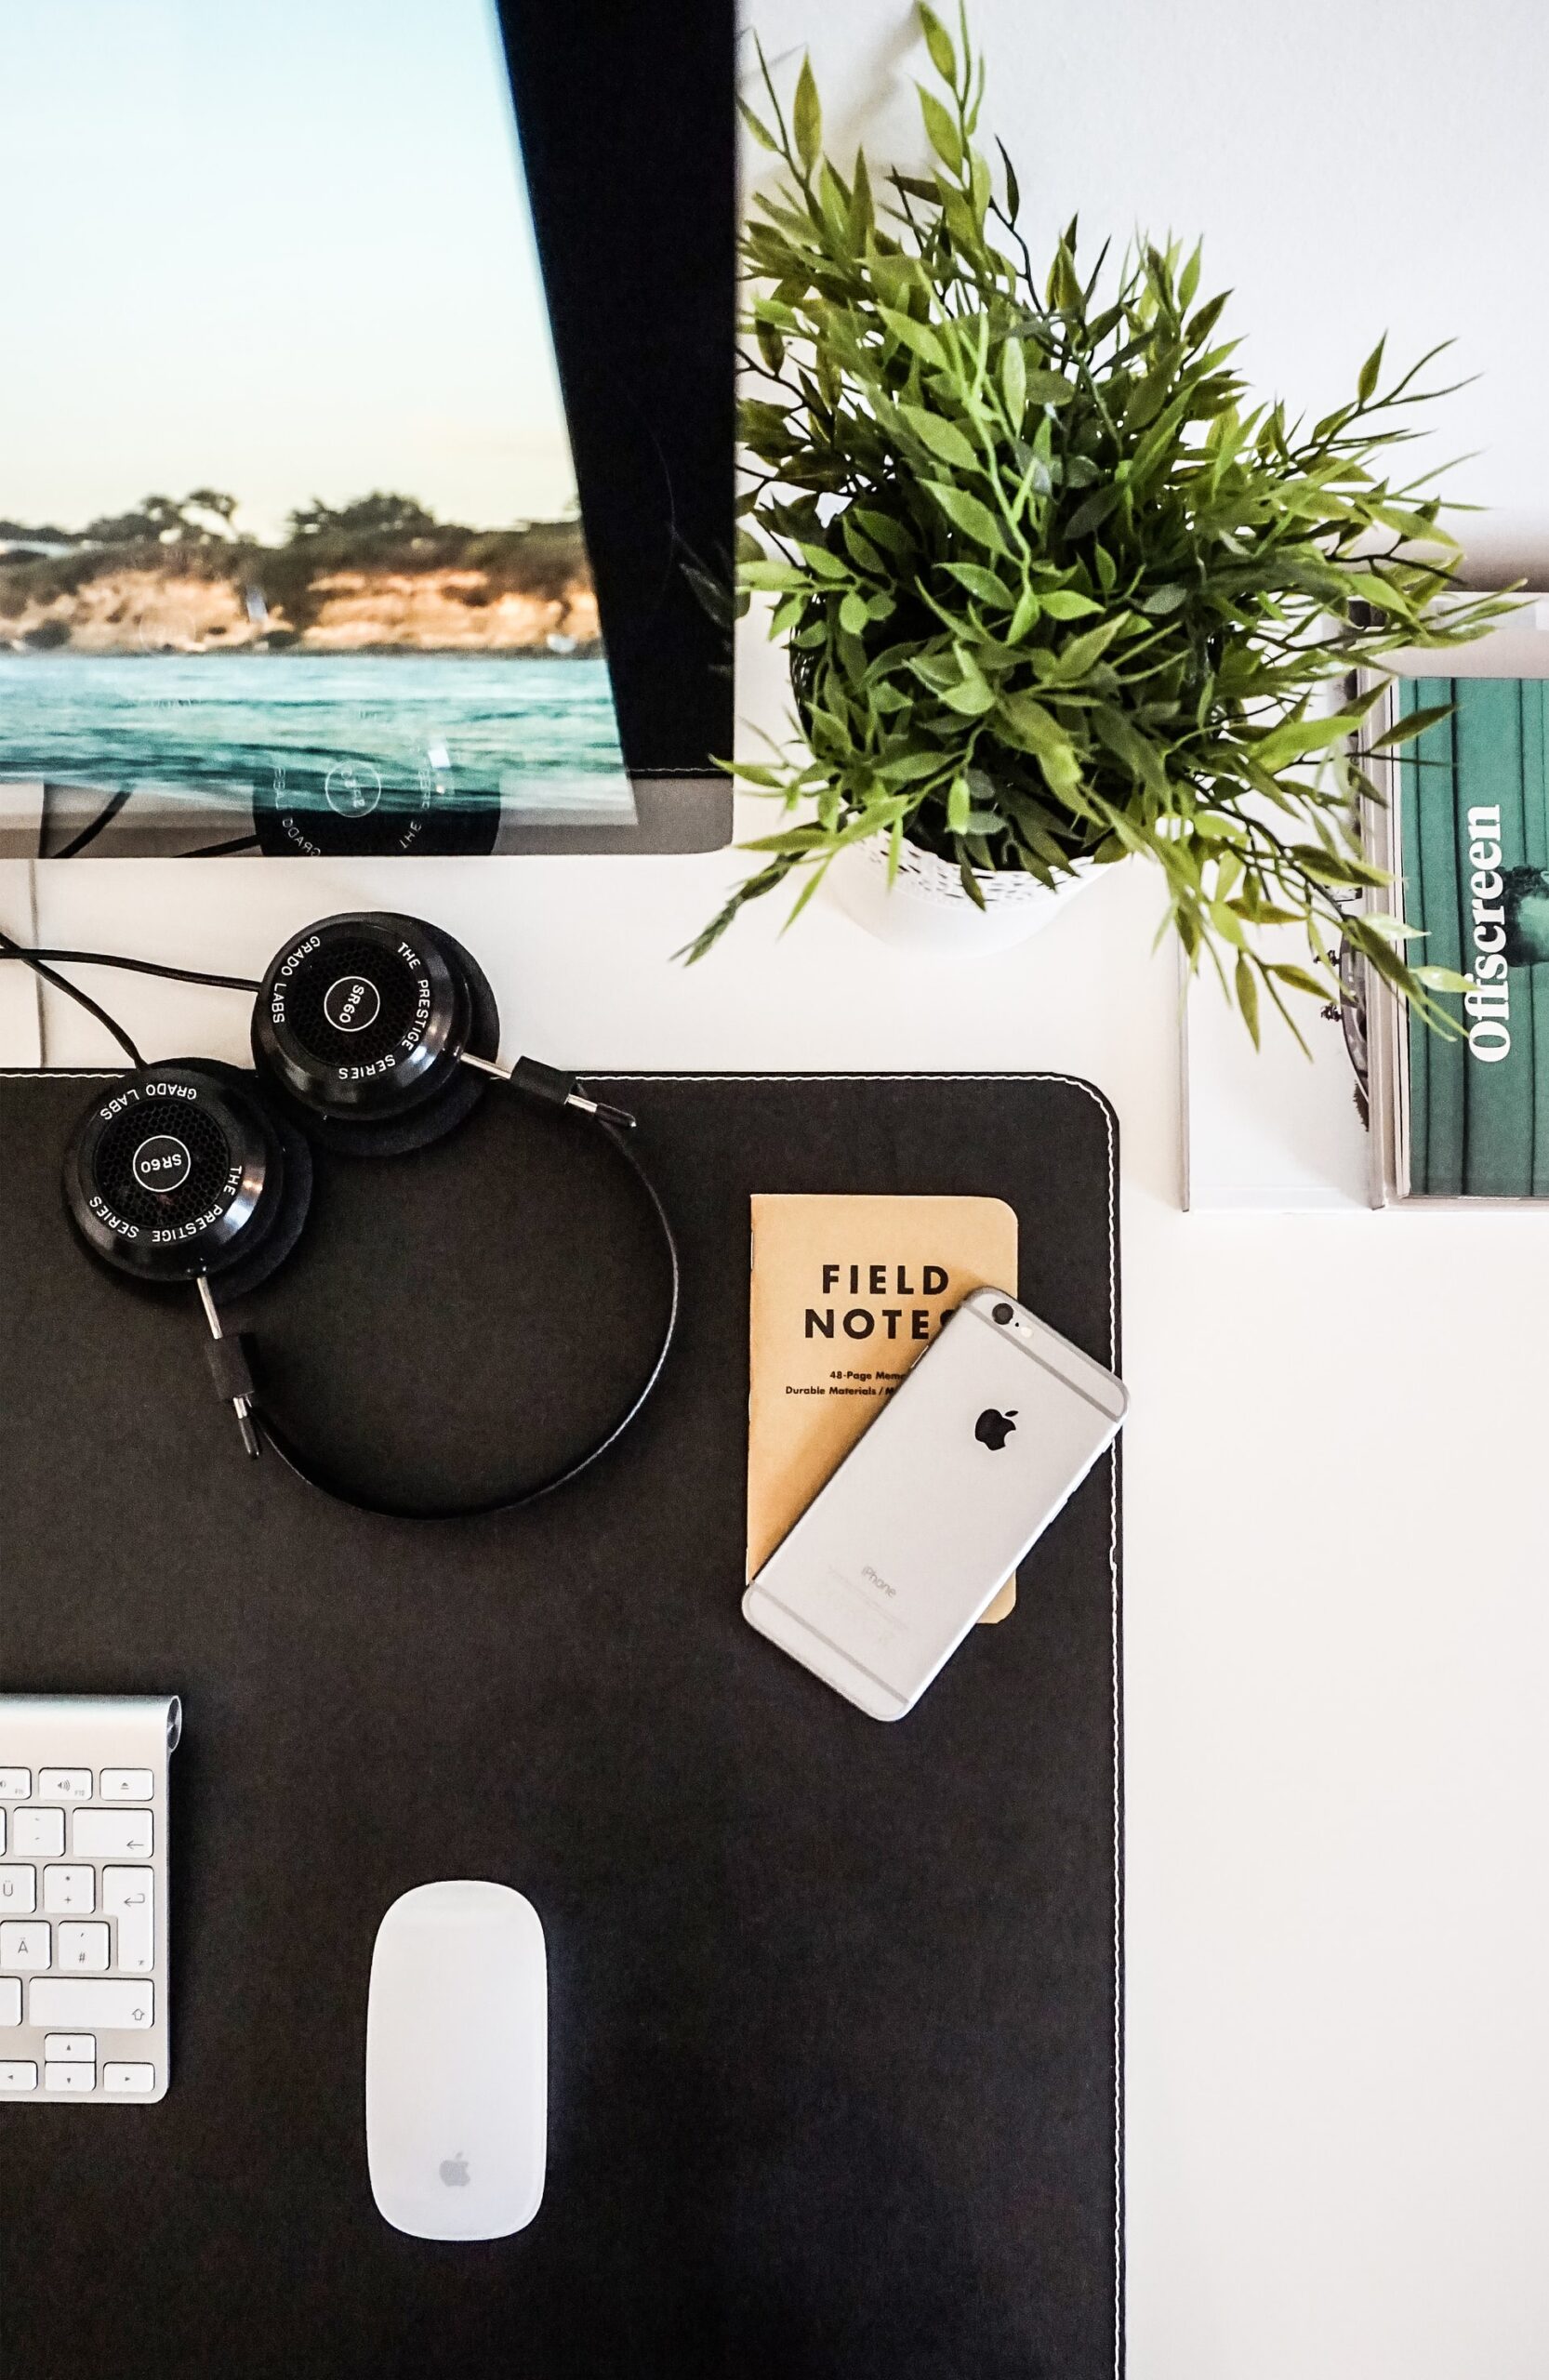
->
xmin=11 ymin=948 xmax=260 ymax=993
xmin=0 ymin=928 xmax=144 ymax=1066
xmin=52 ymin=787 xmax=134 ymax=860
xmin=245 ymin=1110 xmax=682 ymax=1522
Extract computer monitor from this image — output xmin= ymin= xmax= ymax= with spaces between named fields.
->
xmin=0 ymin=0 xmax=733 ymax=860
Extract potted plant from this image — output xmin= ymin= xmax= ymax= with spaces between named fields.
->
xmin=685 ymin=5 xmax=1510 ymax=1040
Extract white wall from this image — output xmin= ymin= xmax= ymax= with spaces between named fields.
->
xmin=742 ymin=0 xmax=1549 ymax=583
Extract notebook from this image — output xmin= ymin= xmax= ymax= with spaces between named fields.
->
xmin=747 ymin=1193 xmax=1020 ymax=1623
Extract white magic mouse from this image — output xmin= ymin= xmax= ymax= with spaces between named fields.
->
xmin=365 ymin=1880 xmax=547 ymax=2241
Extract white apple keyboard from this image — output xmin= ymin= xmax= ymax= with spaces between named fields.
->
xmin=0 ymin=1694 xmax=180 ymax=2104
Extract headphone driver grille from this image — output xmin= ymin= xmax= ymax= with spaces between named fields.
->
xmin=93 ymin=1097 xmax=240 ymax=1230
xmin=280 ymin=936 xmax=426 ymax=1068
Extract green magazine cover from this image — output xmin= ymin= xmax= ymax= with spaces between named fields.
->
xmin=1399 ymin=678 xmax=1549 ymax=1196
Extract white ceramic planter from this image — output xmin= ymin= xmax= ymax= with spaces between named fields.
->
xmin=827 ymin=833 xmax=1099 ymax=957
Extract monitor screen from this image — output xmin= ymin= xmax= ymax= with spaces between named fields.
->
xmin=0 ymin=0 xmax=727 ymax=859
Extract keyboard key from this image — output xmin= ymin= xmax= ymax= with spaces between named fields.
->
xmin=59 ymin=1922 xmax=110 ymax=1972
xmin=99 ymin=1770 xmax=153 ymax=1802
xmin=44 ymin=2035 xmax=95 ymax=2061
xmin=0 ymin=1980 xmax=20 ymax=2026
xmin=30 ymin=1979 xmax=152 ymax=2030
xmin=0 ymin=1771 xmax=30 ymax=1799
xmin=44 ymin=2062 xmax=95 ymax=2094
xmin=0 ymin=1868 xmax=36 ymax=1913
xmin=102 ymin=1869 xmax=153 ymax=1973
xmin=13 ymin=1810 xmax=64 ymax=1858
xmin=0 ymin=1924 xmax=50 ymax=1971
xmin=73 ymin=1809 xmax=152 ymax=1860
xmin=43 ymin=1865 xmax=94 ymax=1914
xmin=38 ymin=1769 xmax=91 ymax=1802
xmin=103 ymin=2062 xmax=155 ymax=2094
xmin=0 ymin=2061 xmax=37 ymax=2090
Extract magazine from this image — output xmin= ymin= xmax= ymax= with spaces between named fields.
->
xmin=1379 ymin=666 xmax=1549 ymax=1197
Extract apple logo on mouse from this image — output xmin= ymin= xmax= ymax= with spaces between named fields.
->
xmin=974 ymin=1407 xmax=1017 ymax=1451
xmin=440 ymin=2152 xmax=470 ymax=2188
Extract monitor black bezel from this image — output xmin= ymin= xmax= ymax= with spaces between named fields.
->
xmin=495 ymin=0 xmax=736 ymax=790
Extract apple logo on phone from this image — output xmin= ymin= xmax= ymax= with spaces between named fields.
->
xmin=974 ymin=1408 xmax=1017 ymax=1451
xmin=440 ymin=2153 xmax=470 ymax=2188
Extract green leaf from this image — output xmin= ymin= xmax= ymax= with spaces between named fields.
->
xmin=997 ymin=137 xmax=1020 ymax=220
xmin=876 ymin=749 xmax=952 ymax=785
xmin=1267 ymin=962 xmax=1334 ymax=999
xmin=1065 ymin=483 xmax=1122 ymax=538
xmin=938 ymin=674 xmax=998 ymax=716
xmin=919 ymin=88 xmax=962 ymax=173
xmin=917 ymin=1 xmax=959 ymax=84
xmin=1357 ymin=333 xmax=1386 ymax=405
xmin=737 ymin=97 xmax=780 ymax=153
xmin=1007 ymin=587 xmax=1041 ymax=641
xmin=1236 ymin=955 xmax=1260 ymax=1048
xmin=1185 ymin=290 xmax=1230 ymax=348
xmin=996 ymin=694 xmax=1082 ymax=796
xmin=925 ymin=480 xmax=1011 ymax=553
xmin=796 ymin=543 xmax=853 ymax=582
xmin=897 ymin=403 xmax=978 ymax=471
xmin=1252 ymin=709 xmax=1357 ymax=771
xmin=879 ymin=306 xmax=948 ymax=369
xmin=1023 ymin=369 xmax=1073 ymax=405
xmin=1412 ymin=963 xmax=1471 ymax=993
xmin=1287 ymin=844 xmax=1384 ymax=889
xmin=1039 ymin=588 xmax=1102 ymax=619
xmin=944 ymin=561 xmax=1013 ymax=605
xmin=1000 ymin=336 xmax=1026 ymax=426
xmin=1092 ymin=702 xmax=1167 ymax=798
xmin=840 ymin=512 xmax=885 ymax=571
xmin=947 ymin=775 xmax=971 ymax=833
xmin=853 ymin=509 xmax=917 ymax=559
xmin=1366 ymin=700 xmax=1455 ymax=753
xmin=793 ymin=56 xmax=822 ymax=175
xmin=839 ymin=590 xmax=869 ymax=634
xmin=1043 ymin=615 xmax=1126 ymax=683
xmin=739 ymin=559 xmax=809 ymax=592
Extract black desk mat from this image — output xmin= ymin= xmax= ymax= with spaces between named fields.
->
xmin=0 ymin=1068 xmax=1122 ymax=2380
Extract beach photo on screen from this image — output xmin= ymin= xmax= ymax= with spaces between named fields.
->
xmin=0 ymin=0 xmax=633 ymax=853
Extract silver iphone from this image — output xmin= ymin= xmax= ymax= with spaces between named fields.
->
xmin=743 ymin=1287 xmax=1127 ymax=1721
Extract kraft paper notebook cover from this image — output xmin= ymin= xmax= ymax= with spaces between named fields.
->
xmin=747 ymin=1193 xmax=1020 ymax=1624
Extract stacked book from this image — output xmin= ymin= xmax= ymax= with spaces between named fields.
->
xmin=1369 ymin=613 xmax=1549 ymax=1201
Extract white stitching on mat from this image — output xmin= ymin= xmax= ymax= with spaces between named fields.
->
xmin=8 ymin=1060 xmax=1125 ymax=2368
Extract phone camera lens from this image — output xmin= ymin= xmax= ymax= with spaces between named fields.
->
xmin=992 ymin=1302 xmax=1014 ymax=1325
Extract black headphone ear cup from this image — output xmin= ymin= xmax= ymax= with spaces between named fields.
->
xmin=62 ymin=1060 xmax=311 ymax=1292
xmin=192 ymin=1063 xmax=313 ymax=1297
xmin=259 ymin=925 xmax=500 ymax=1159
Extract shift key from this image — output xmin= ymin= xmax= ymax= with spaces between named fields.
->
xmin=31 ymin=1979 xmax=152 ymax=2030
xmin=73 ymin=1810 xmax=152 ymax=1859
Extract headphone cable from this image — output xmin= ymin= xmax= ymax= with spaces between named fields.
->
xmin=0 ymin=934 xmax=262 ymax=1066
xmin=0 ymin=928 xmax=145 ymax=1067
xmin=2 ymin=944 xmax=260 ymax=993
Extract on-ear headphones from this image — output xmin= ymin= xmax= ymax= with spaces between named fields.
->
xmin=58 ymin=911 xmax=679 ymax=1519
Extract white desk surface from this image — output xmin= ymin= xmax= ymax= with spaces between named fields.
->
xmin=4 ymin=635 xmax=1546 ymax=2379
